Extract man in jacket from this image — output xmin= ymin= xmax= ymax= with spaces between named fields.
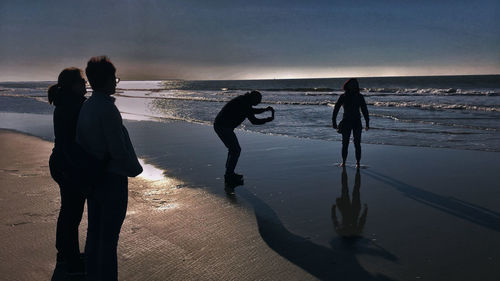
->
xmin=76 ymin=56 xmax=142 ymax=281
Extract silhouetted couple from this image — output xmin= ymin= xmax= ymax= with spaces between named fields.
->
xmin=214 ymin=91 xmax=274 ymax=185
xmin=48 ymin=56 xmax=142 ymax=281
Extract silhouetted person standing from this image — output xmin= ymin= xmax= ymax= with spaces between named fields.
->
xmin=332 ymin=78 xmax=369 ymax=168
xmin=214 ymin=91 xmax=274 ymax=184
xmin=48 ymin=68 xmax=87 ymax=277
xmin=76 ymin=56 xmax=142 ymax=281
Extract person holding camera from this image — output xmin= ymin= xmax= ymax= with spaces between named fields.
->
xmin=214 ymin=91 xmax=274 ymax=185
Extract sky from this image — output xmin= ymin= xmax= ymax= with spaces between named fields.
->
xmin=0 ymin=0 xmax=499 ymax=81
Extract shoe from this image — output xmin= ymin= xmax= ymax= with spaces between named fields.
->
xmin=225 ymin=178 xmax=244 ymax=188
xmin=224 ymin=173 xmax=243 ymax=182
xmin=224 ymin=173 xmax=244 ymax=188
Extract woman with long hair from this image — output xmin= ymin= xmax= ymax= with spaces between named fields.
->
xmin=332 ymin=78 xmax=370 ymax=168
xmin=48 ymin=67 xmax=87 ymax=276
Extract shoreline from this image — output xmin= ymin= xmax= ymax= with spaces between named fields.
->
xmin=2 ymin=111 xmax=499 ymax=154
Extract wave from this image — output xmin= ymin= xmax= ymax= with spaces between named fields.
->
xmin=114 ymin=93 xmax=500 ymax=112
xmin=370 ymin=113 xmax=498 ymax=131
xmin=3 ymin=91 xmax=498 ymax=113
xmin=371 ymin=101 xmax=500 ymax=112
xmin=0 ymin=92 xmax=46 ymax=97
xmin=258 ymin=87 xmax=337 ymax=92
xmin=116 ymin=88 xmax=165 ymax=92
xmin=114 ymin=93 xmax=335 ymax=106
xmin=363 ymin=88 xmax=499 ymax=96
xmin=370 ymin=127 xmax=479 ymax=135
xmin=117 ymin=111 xmax=499 ymax=152
xmin=0 ymin=92 xmax=48 ymax=103
xmin=163 ymin=85 xmax=499 ymax=96
xmin=115 ymin=86 xmax=500 ymax=97
xmin=166 ymin=86 xmax=499 ymax=96
xmin=119 ymin=110 xmax=212 ymax=126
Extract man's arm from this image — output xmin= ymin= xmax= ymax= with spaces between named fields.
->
xmin=248 ymin=106 xmax=274 ymax=125
xmin=248 ymin=114 xmax=273 ymax=125
xmin=252 ymin=106 xmax=274 ymax=114
xmin=360 ymin=95 xmax=370 ymax=129
xmin=102 ymin=105 xmax=143 ymax=176
xmin=101 ymin=104 xmax=129 ymax=161
xmin=332 ymin=95 xmax=343 ymax=128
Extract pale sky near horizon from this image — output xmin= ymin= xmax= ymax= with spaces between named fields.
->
xmin=0 ymin=0 xmax=499 ymax=81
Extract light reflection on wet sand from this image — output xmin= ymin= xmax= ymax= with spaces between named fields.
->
xmin=134 ymin=158 xmax=184 ymax=211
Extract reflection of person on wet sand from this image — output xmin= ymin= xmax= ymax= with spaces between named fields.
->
xmin=332 ymin=167 xmax=368 ymax=237
xmin=237 ymin=188 xmax=395 ymax=280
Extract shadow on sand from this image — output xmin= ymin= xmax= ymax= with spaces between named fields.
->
xmin=364 ymin=170 xmax=500 ymax=232
xmin=234 ymin=169 xmax=397 ymax=281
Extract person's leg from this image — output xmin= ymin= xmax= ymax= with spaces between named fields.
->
xmin=353 ymin=126 xmax=362 ymax=165
xmin=97 ymin=173 xmax=128 ymax=281
xmin=341 ymin=128 xmax=352 ymax=166
xmin=51 ymin=153 xmax=85 ymax=271
xmin=57 ymin=182 xmax=86 ymax=272
xmin=215 ymin=126 xmax=241 ymax=175
xmin=55 ymin=185 xmax=67 ymax=260
xmin=225 ymin=131 xmax=241 ymax=175
xmin=85 ymin=191 xmax=101 ymax=281
xmin=50 ymin=154 xmax=66 ymax=262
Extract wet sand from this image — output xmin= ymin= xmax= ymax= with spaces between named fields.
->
xmin=124 ymin=120 xmax=500 ymax=281
xmin=1 ymin=120 xmax=500 ymax=280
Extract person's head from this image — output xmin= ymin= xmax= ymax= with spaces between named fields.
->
xmin=47 ymin=67 xmax=86 ymax=105
xmin=246 ymin=90 xmax=262 ymax=106
xmin=343 ymin=78 xmax=360 ymax=95
xmin=85 ymin=56 xmax=117 ymax=94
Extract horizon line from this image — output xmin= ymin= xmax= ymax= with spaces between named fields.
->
xmin=1 ymin=73 xmax=499 ymax=83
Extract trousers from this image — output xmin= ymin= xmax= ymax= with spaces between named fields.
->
xmin=214 ymin=125 xmax=241 ymax=174
xmin=341 ymin=122 xmax=362 ymax=162
xmin=49 ymin=152 xmax=86 ymax=265
xmin=85 ymin=172 xmax=128 ymax=281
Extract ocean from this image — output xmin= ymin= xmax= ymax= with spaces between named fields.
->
xmin=1 ymin=75 xmax=499 ymax=152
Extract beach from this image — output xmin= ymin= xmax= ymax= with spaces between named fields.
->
xmin=2 ymin=0 xmax=500 ymax=278
xmin=0 ymin=76 xmax=499 ymax=280
xmin=1 ymin=117 xmax=499 ymax=280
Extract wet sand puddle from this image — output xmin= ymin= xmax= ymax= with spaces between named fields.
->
xmin=131 ymin=159 xmax=186 ymax=211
